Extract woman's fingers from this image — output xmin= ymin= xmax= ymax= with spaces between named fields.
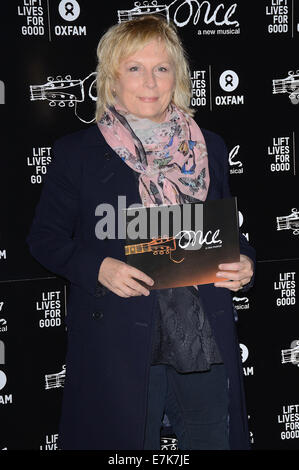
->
xmin=214 ymin=279 xmax=248 ymax=292
xmin=98 ymin=257 xmax=154 ymax=297
xmin=127 ymin=265 xmax=154 ymax=287
xmin=214 ymin=255 xmax=254 ymax=292
xmin=125 ymin=277 xmax=150 ymax=296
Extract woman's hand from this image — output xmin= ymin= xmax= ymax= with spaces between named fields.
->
xmin=214 ymin=254 xmax=254 ymax=292
xmin=98 ymin=257 xmax=154 ymax=298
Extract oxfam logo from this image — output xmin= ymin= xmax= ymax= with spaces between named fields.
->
xmin=219 ymin=70 xmax=239 ymax=92
xmin=239 ymin=343 xmax=249 ymax=363
xmin=58 ymin=0 xmax=80 ymax=21
xmin=0 ymin=370 xmax=7 ymax=391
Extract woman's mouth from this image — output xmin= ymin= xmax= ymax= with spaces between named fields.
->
xmin=139 ymin=97 xmax=159 ymax=102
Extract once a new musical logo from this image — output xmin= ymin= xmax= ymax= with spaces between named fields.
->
xmin=117 ymin=1 xmax=240 ymax=29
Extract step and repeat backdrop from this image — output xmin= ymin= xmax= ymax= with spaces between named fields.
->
xmin=0 ymin=0 xmax=298 ymax=450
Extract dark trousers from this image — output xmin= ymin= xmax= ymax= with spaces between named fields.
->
xmin=143 ymin=363 xmax=229 ymax=450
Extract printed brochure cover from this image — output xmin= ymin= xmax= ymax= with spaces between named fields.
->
xmin=125 ymin=197 xmax=240 ymax=289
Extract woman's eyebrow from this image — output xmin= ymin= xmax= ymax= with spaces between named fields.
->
xmin=123 ymin=60 xmax=172 ymax=66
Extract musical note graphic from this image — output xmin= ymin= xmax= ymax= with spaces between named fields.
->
xmin=272 ymin=70 xmax=299 ymax=105
xmin=30 ymin=72 xmax=97 ymax=123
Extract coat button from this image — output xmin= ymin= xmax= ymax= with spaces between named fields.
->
xmin=104 ymin=152 xmax=112 ymax=160
xmin=92 ymin=312 xmax=104 ymax=320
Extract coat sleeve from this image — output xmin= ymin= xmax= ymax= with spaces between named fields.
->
xmin=26 ymin=138 xmax=104 ymax=297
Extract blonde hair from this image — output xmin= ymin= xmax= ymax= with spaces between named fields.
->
xmin=95 ymin=15 xmax=194 ymax=121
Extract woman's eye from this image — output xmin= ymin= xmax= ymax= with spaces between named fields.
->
xmin=129 ymin=66 xmax=139 ymax=72
xmin=157 ymin=66 xmax=168 ymax=72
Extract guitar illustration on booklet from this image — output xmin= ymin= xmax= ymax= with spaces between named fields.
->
xmin=29 ymin=72 xmax=97 ymax=123
xmin=125 ymin=236 xmax=185 ymax=264
xmin=124 ymin=198 xmax=240 ymax=290
xmin=272 ymin=70 xmax=299 ymax=105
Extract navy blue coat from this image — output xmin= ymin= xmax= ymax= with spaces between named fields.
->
xmin=26 ymin=124 xmax=255 ymax=450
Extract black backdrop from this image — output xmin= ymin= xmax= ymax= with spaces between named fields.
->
xmin=0 ymin=0 xmax=298 ymax=451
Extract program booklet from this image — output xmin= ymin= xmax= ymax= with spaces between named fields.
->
xmin=124 ymin=197 xmax=240 ymax=289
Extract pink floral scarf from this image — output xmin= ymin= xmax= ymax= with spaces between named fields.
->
xmin=97 ymin=105 xmax=209 ymax=206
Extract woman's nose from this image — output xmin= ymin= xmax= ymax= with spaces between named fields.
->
xmin=144 ymin=70 xmax=157 ymax=88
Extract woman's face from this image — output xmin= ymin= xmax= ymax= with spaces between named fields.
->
xmin=113 ymin=40 xmax=176 ymax=123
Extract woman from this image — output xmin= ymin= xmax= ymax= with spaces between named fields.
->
xmin=27 ymin=15 xmax=255 ymax=450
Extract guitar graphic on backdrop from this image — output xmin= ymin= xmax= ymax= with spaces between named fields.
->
xmin=45 ymin=365 xmax=66 ymax=390
xmin=118 ymin=1 xmax=170 ymax=23
xmin=281 ymin=340 xmax=299 ymax=367
xmin=276 ymin=208 xmax=299 ymax=235
xmin=29 ymin=72 xmax=97 ymax=123
xmin=161 ymin=437 xmax=178 ymax=450
xmin=125 ymin=237 xmax=185 ymax=263
xmin=272 ymin=70 xmax=299 ymax=105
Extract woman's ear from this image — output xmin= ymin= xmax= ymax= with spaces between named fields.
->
xmin=110 ymin=76 xmax=118 ymax=97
